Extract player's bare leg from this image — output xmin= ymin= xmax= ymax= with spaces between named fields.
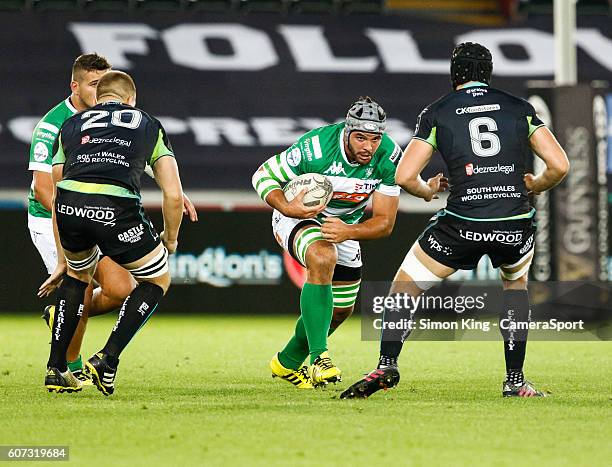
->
xmin=90 ymin=258 xmax=138 ymax=317
xmin=330 ymin=305 xmax=353 ymax=331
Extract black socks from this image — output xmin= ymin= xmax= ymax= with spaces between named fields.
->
xmin=48 ymin=275 xmax=88 ymax=372
xmin=102 ymin=282 xmax=164 ymax=360
xmin=500 ymin=289 xmax=530 ymax=377
xmin=379 ymin=297 xmax=414 ymax=365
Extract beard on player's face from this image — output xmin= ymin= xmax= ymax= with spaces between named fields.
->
xmin=346 ymin=132 xmax=381 ymax=165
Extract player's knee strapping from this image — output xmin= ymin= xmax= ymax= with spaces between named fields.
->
xmin=500 ymin=250 xmax=534 ymax=281
xmin=127 ymin=247 xmax=169 ymax=279
xmin=66 ymin=246 xmax=99 ymax=271
xmin=294 ymin=226 xmax=325 ymax=266
xmin=332 ymin=281 xmax=361 ymax=308
xmin=400 ymin=247 xmax=443 ymax=291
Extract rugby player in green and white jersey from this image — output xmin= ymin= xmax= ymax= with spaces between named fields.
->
xmin=28 ymin=54 xmax=197 ymax=381
xmin=252 ymin=97 xmax=402 ymax=388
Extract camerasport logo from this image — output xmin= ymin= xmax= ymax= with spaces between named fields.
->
xmin=81 ymin=135 xmax=91 ymax=144
xmin=465 ymin=163 xmax=515 ymax=176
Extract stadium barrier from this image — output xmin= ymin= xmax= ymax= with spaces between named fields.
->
xmin=4 ymin=200 xmax=612 ymax=313
xmin=1 ymin=209 xmax=431 ymax=313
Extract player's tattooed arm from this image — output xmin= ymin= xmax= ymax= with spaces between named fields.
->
xmin=396 ymin=139 xmax=448 ymax=201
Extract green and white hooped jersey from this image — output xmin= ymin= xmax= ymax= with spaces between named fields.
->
xmin=253 ymin=123 xmax=402 ymax=224
xmin=27 ymin=98 xmax=77 ymax=218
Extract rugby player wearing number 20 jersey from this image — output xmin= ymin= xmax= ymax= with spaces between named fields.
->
xmin=45 ymin=71 xmax=184 ymax=395
xmin=31 ymin=54 xmax=198 ymax=384
xmin=341 ymin=42 xmax=569 ymax=399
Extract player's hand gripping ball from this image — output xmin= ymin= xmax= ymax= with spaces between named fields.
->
xmin=283 ymin=173 xmax=333 ymax=208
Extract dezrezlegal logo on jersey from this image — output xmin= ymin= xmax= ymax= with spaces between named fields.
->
xmin=81 ymin=135 xmax=132 ymax=147
xmin=465 ymin=163 xmax=515 ymax=176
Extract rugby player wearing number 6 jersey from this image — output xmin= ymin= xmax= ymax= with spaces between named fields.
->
xmin=341 ymin=42 xmax=569 ymax=399
xmin=45 ymin=71 xmax=184 ymax=395
xmin=252 ymin=98 xmax=402 ymax=388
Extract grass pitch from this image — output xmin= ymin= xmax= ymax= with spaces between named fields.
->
xmin=0 ymin=313 xmax=610 ymax=466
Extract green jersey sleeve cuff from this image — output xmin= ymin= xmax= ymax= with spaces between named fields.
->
xmin=527 ymin=116 xmax=546 ymax=138
xmin=412 ymin=127 xmax=437 ymax=150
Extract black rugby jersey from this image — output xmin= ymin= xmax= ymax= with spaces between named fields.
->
xmin=52 ymin=101 xmax=173 ymax=198
xmin=414 ymin=83 xmax=545 ymax=220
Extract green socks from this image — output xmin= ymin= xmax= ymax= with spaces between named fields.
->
xmin=67 ymin=355 xmax=83 ymax=373
xmin=278 ymin=283 xmax=333 ymax=368
xmin=278 ymin=317 xmax=339 ymax=370
xmin=278 ymin=317 xmax=309 ymax=370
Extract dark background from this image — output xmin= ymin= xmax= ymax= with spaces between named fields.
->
xmin=2 ymin=11 xmax=611 ymax=313
xmin=1 ymin=13 xmax=610 ymax=189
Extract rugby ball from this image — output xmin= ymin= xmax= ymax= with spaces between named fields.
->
xmin=283 ymin=173 xmax=333 ymax=208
